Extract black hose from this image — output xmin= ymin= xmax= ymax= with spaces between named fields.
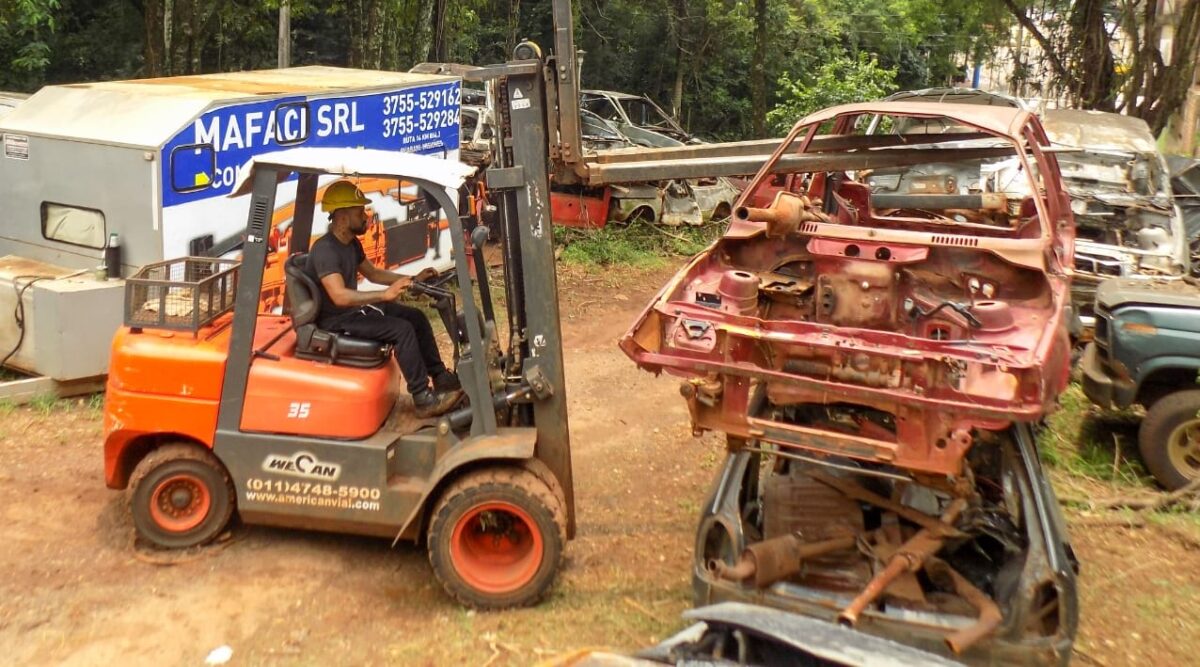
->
xmin=1 ymin=275 xmax=54 ymax=370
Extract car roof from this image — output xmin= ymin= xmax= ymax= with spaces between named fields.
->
xmin=797 ymin=101 xmax=1034 ymax=140
xmin=581 ymin=90 xmax=644 ymax=100
xmin=884 ymin=87 xmax=1026 ymax=108
xmin=1042 ymin=108 xmax=1157 ymax=154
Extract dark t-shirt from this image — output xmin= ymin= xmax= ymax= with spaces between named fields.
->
xmin=307 ymin=233 xmax=366 ymax=324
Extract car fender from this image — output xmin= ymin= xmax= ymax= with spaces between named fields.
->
xmin=1135 ymin=355 xmax=1200 ymax=388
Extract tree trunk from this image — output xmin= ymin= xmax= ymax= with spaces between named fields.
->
xmin=430 ymin=0 xmax=448 ymax=62
xmin=750 ymin=0 xmax=767 ymax=137
xmin=366 ymin=0 xmax=385 ymax=67
xmin=278 ymin=0 xmax=291 ymax=69
xmin=1069 ymin=0 xmax=1115 ymax=109
xmin=412 ymin=0 xmax=434 ymax=65
xmin=668 ymin=0 xmax=689 ymax=118
xmin=1124 ymin=0 xmax=1200 ymax=135
xmin=505 ymin=0 xmax=521 ymax=57
xmin=143 ymin=0 xmax=166 ymax=77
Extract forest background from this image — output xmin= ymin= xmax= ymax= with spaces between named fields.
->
xmin=1 ymin=0 xmax=1197 ymax=142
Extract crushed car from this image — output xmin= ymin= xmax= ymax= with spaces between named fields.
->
xmin=621 ymin=102 xmax=1079 ymax=664
xmin=1041 ymin=109 xmax=1189 ymax=327
xmin=462 ymin=86 xmax=738 ymax=228
xmin=581 ymin=89 xmax=698 ymax=145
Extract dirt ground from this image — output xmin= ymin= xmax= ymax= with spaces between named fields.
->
xmin=1 ymin=263 xmax=1198 ymax=666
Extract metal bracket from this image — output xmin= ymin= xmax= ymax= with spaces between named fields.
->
xmin=524 ymin=365 xmax=554 ymax=400
xmin=487 ymin=166 xmax=527 ymax=191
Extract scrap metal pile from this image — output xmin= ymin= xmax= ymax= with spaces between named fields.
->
xmin=622 ymin=102 xmax=1079 ymax=664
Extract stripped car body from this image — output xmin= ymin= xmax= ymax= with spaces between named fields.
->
xmin=621 ymin=102 xmax=1078 ymax=663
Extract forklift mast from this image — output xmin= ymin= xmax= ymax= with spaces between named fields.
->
xmin=467 ymin=49 xmax=576 ymax=537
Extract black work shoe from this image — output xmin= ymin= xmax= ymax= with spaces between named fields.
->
xmin=432 ymin=370 xmax=461 ymax=392
xmin=412 ymin=388 xmax=462 ymax=418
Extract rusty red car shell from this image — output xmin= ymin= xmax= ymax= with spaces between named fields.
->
xmin=621 ymin=102 xmax=1075 ymax=477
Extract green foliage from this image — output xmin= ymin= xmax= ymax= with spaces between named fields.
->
xmin=766 ymin=53 xmax=898 ymax=134
xmin=557 ymin=220 xmax=723 ymax=268
xmin=0 ymin=0 xmax=59 ymax=85
xmin=1037 ymin=385 xmax=1151 ymax=485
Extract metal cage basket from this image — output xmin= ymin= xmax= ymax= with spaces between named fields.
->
xmin=124 ymin=257 xmax=240 ymax=332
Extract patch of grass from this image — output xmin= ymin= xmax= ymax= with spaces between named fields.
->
xmin=87 ymin=392 xmax=106 ymax=413
xmin=27 ymin=393 xmax=68 ymax=416
xmin=1038 ymin=384 xmax=1152 ymax=486
xmin=556 ymin=220 xmax=725 ymax=268
xmin=0 ymin=399 xmax=14 ymax=417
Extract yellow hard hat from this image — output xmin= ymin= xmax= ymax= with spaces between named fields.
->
xmin=321 ymin=180 xmax=370 ymax=213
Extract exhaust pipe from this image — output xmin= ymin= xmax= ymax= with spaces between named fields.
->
xmin=710 ymin=533 xmax=857 ymax=588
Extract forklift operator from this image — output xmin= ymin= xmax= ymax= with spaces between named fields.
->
xmin=306 ymin=180 xmax=463 ymax=418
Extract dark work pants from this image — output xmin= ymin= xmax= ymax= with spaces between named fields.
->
xmin=323 ymin=303 xmax=447 ymax=394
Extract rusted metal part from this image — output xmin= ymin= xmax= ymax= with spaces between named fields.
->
xmin=837 ymin=499 xmax=966 ymax=627
xmin=736 ymin=191 xmax=831 ymax=237
xmin=808 ymin=471 xmax=964 ymax=538
xmin=838 ymin=553 xmax=910 ymax=628
xmin=926 ymin=557 xmax=1004 ymax=654
xmin=873 ymin=514 xmax=926 ymax=604
xmin=762 ymin=468 xmax=872 ymax=588
xmin=585 ymin=146 xmax=1017 ymax=186
xmin=710 ymin=533 xmax=858 ymax=588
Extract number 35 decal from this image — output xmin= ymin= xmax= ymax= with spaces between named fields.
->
xmin=287 ymin=402 xmax=311 ymax=419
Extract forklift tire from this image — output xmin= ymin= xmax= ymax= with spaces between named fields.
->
xmin=1139 ymin=389 xmax=1200 ymax=491
xmin=428 ymin=467 xmax=565 ymax=609
xmin=129 ymin=444 xmax=235 ymax=549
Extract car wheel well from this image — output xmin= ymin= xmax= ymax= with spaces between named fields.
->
xmin=1137 ymin=367 xmax=1200 ymax=408
xmin=628 ymin=205 xmax=656 ymax=224
xmin=711 ymin=202 xmax=733 ymax=221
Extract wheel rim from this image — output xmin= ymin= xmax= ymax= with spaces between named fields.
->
xmin=1166 ymin=419 xmax=1200 ymax=479
xmin=449 ymin=501 xmax=544 ymax=595
xmin=148 ymin=474 xmax=212 ymax=533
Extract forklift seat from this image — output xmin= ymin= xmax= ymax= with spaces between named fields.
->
xmin=284 ymin=253 xmax=393 ymax=368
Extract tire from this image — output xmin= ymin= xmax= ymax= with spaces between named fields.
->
xmin=428 ymin=466 xmax=566 ymax=609
xmin=1139 ymin=389 xmax=1200 ymax=490
xmin=128 ymin=444 xmax=235 ymax=549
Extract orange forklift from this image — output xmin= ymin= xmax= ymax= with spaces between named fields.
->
xmin=102 ymin=135 xmax=574 ymax=606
